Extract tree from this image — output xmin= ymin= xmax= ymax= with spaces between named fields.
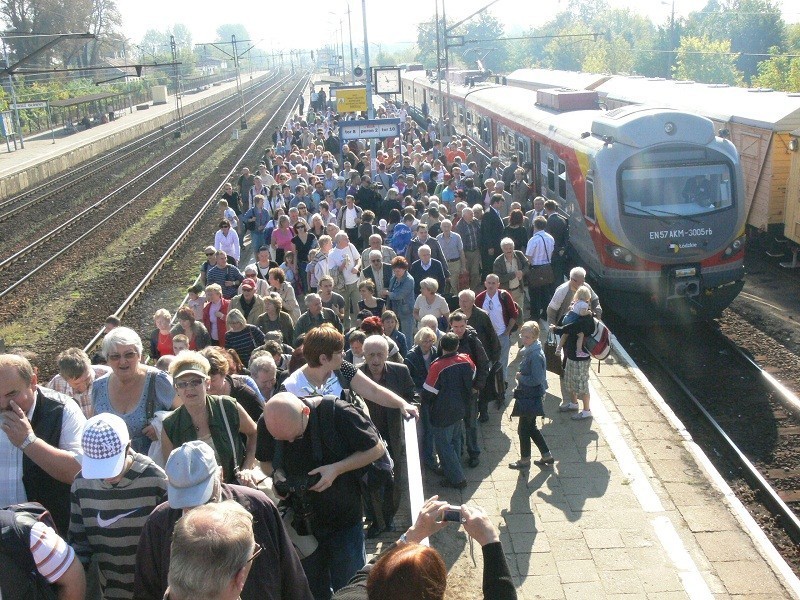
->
xmin=582 ymin=35 xmax=634 ymax=74
xmin=415 ymin=15 xmax=442 ymax=70
xmin=751 ymin=46 xmax=800 ymax=91
xmin=458 ymin=12 xmax=509 ymax=74
xmin=674 ymin=35 xmax=743 ymax=85
xmin=685 ymin=0 xmax=785 ymax=82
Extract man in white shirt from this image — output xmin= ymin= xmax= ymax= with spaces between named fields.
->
xmin=0 ymin=354 xmax=85 ymax=533
xmin=526 ymin=216 xmax=556 ymax=322
xmin=329 ymin=231 xmax=362 ymax=328
xmin=436 ymin=220 xmax=466 ymax=295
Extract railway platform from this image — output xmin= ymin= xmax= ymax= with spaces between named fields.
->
xmin=0 ymin=71 xmax=270 ymax=197
xmin=371 ymin=339 xmax=800 ymax=599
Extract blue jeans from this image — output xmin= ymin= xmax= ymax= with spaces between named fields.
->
xmin=464 ymin=391 xmax=480 ymax=458
xmin=432 ymin=421 xmax=465 ymax=485
xmin=499 ymin=332 xmax=511 ymax=381
xmin=419 ymin=402 xmax=437 ymax=469
xmin=250 ymin=230 xmax=266 ymax=263
xmin=301 ymin=521 xmax=366 ymax=600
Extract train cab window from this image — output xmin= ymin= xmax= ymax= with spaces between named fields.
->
xmin=547 ymin=156 xmax=556 ymax=193
xmin=479 ymin=116 xmax=492 ymax=147
xmin=621 ymin=164 xmax=733 ymax=217
xmin=558 ymin=160 xmax=567 ymax=200
xmin=585 ymin=179 xmax=595 ymax=221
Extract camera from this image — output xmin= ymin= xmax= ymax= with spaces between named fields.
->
xmin=438 ymin=505 xmax=462 ymax=523
xmin=274 ymin=474 xmax=322 ymax=536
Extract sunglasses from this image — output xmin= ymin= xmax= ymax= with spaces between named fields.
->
xmin=247 ymin=543 xmax=263 ymax=564
xmin=175 ymin=378 xmax=205 ymax=390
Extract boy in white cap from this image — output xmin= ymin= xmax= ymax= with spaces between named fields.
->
xmin=69 ymin=412 xmax=167 ymax=600
xmin=134 ymin=441 xmax=312 ymax=600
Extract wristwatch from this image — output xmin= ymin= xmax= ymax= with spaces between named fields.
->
xmin=19 ymin=432 xmax=36 ymax=451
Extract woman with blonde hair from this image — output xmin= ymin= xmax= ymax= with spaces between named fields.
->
xmin=149 ymin=308 xmax=173 ymax=360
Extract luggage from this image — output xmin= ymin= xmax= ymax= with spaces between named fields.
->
xmin=544 ymin=332 xmax=564 ymax=376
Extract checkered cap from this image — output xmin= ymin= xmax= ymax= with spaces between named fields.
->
xmin=81 ymin=413 xmax=130 ymax=479
xmin=83 ymin=419 xmax=124 ymax=459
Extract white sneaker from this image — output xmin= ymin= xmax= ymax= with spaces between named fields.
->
xmin=571 ymin=410 xmax=592 ymax=420
xmin=558 ymin=402 xmax=579 ymax=412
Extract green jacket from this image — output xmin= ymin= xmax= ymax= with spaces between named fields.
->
xmin=163 ymin=395 xmax=243 ymax=483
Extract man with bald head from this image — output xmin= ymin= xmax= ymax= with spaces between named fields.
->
xmin=257 ymin=392 xmax=384 ymax=598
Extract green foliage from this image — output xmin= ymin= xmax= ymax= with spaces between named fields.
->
xmin=415 ymin=15 xmax=442 ymax=69
xmin=674 ymin=35 xmax=744 ymax=85
xmin=582 ymin=35 xmax=634 ymax=74
xmin=684 ymin=0 xmax=785 ymax=82
xmin=751 ymin=46 xmax=800 ymax=91
xmin=458 ymin=12 xmax=509 ymax=73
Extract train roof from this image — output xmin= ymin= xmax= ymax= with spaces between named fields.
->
xmin=503 ymin=69 xmax=800 ymax=132
xmin=506 ymin=68 xmax=610 ymax=91
xmin=594 ymin=77 xmax=800 ymax=131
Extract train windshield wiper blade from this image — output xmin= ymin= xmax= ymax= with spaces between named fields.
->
xmin=646 ymin=207 xmax=702 ymax=224
xmin=626 ymin=205 xmax=671 ymax=224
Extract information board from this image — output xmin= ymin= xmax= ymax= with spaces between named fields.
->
xmin=339 ymin=118 xmax=401 ymax=141
xmin=336 ymin=87 xmax=368 ymax=113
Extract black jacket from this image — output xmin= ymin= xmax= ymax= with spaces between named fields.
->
xmin=479 ymin=208 xmax=504 ymax=256
xmin=454 ymin=307 xmax=500 ymax=363
xmin=404 ymin=345 xmax=440 ymax=391
xmin=362 ymin=264 xmax=393 ymax=289
xmin=457 ymin=326 xmax=490 ymax=391
xmin=332 ymin=541 xmax=516 ymax=600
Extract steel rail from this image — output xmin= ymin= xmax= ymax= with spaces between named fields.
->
xmin=0 ymin=74 xmax=291 ymax=277
xmin=0 ymin=73 xmax=277 ymax=221
xmin=83 ymin=74 xmax=310 ymax=354
xmin=639 ymin=340 xmax=800 ymax=544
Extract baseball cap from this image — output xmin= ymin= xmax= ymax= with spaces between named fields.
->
xmin=241 ymin=277 xmax=256 ymax=290
xmin=165 ymin=441 xmax=218 ymax=509
xmin=81 ymin=413 xmax=130 ymax=479
xmin=171 ymin=357 xmax=209 ymax=380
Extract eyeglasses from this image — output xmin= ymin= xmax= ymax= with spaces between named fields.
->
xmin=486 ymin=299 xmax=494 ymax=311
xmin=206 ymin=253 xmax=215 ymax=257
xmin=247 ymin=543 xmax=263 ymax=564
xmin=175 ymin=378 xmax=205 ymax=390
xmin=107 ymin=351 xmax=139 ymax=362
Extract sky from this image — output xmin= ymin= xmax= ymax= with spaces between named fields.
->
xmin=117 ymin=0 xmax=799 ymax=51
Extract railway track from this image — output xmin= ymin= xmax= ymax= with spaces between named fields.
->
xmin=82 ymin=76 xmax=309 ymax=353
xmin=0 ymin=74 xmax=294 ymax=298
xmin=616 ymin=319 xmax=800 ymax=555
xmin=0 ymin=74 xmax=275 ymax=222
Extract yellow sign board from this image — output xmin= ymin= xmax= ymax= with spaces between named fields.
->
xmin=336 ymin=87 xmax=368 ymax=113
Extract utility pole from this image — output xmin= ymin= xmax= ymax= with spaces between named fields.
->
xmin=346 ymin=1 xmax=355 ymax=84
xmin=435 ymin=0 xmax=444 ymax=141
xmin=361 ymin=0 xmax=375 ymax=176
xmin=2 ymin=38 xmax=21 ymax=149
xmin=232 ymin=35 xmax=247 ymax=129
xmin=170 ymin=35 xmax=185 ymax=136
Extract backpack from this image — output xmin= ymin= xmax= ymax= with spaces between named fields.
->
xmin=0 ymin=503 xmax=59 ymax=600
xmin=388 ymin=223 xmax=413 ymax=256
xmin=273 ymin=395 xmax=394 ymax=485
xmin=584 ymin=318 xmax=612 ymax=365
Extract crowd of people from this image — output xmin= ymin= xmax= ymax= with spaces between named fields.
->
xmin=0 ymin=86 xmax=605 ymax=600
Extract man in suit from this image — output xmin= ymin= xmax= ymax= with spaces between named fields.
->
xmin=544 ymin=199 xmax=569 ymax=284
xmin=362 ymin=251 xmax=393 ymax=300
xmin=358 ymin=335 xmax=415 ymax=537
xmin=409 ymin=245 xmax=447 ymax=296
xmin=479 ymin=194 xmax=505 ymax=279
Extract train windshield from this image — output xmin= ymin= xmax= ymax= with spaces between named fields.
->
xmin=621 ymin=164 xmax=733 ymax=218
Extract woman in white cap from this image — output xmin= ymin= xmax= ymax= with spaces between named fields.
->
xmin=161 ymin=352 xmax=257 ymax=486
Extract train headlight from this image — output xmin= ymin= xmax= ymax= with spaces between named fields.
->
xmin=664 ymin=122 xmax=676 ymax=135
xmin=723 ymin=235 xmax=746 ymax=257
xmin=606 ymin=245 xmax=634 ymax=265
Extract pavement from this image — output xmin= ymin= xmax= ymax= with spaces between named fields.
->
xmin=368 ymin=336 xmax=800 ymax=599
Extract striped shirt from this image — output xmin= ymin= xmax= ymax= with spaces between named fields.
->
xmin=47 ymin=365 xmax=112 ymax=418
xmin=69 ymin=452 xmax=167 ymax=599
xmin=455 ymin=218 xmax=479 ymax=252
xmin=224 ymin=325 xmax=266 ymax=365
xmin=30 ymin=521 xmax=75 ymax=583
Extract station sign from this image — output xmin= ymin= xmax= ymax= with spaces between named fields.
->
xmin=336 ymin=87 xmax=368 ymax=113
xmin=339 ymin=118 xmax=401 ymax=141
xmin=14 ymin=101 xmax=47 ymax=109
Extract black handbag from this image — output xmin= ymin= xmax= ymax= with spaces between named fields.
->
xmin=544 ymin=332 xmax=564 ymax=376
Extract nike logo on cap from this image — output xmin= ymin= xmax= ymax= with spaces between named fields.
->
xmin=97 ymin=509 xmax=138 ymax=528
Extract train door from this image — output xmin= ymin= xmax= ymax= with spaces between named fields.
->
xmin=533 ymin=141 xmax=542 ymax=196
xmin=516 ymin=135 xmax=530 ymax=167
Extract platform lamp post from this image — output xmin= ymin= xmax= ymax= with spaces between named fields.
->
xmin=360 ymin=0 xmax=376 ymax=176
xmin=345 ymin=1 xmax=355 ymax=83
xmin=231 ymin=35 xmax=247 ymax=129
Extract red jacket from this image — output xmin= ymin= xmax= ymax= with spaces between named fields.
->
xmin=475 ymin=289 xmax=519 ymax=329
xmin=203 ymin=298 xmax=230 ymax=345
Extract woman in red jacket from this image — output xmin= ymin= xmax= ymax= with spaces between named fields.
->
xmin=202 ymin=283 xmax=230 ymax=346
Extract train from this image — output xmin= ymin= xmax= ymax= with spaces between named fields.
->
xmin=503 ymin=69 xmax=800 ymax=254
xmin=400 ymin=70 xmax=748 ymax=321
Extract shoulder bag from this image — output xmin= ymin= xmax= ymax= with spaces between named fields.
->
xmin=526 ymin=233 xmax=554 ymax=287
